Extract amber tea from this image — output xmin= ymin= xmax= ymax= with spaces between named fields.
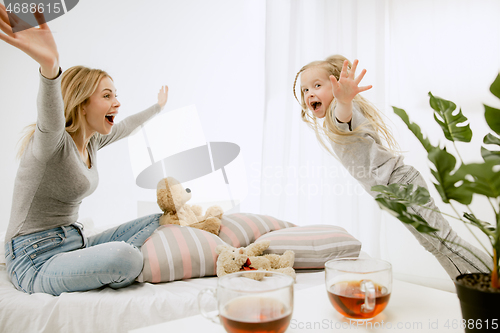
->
xmin=328 ymin=280 xmax=391 ymax=320
xmin=198 ymin=271 xmax=294 ymax=331
xmin=220 ymin=296 xmax=292 ymax=333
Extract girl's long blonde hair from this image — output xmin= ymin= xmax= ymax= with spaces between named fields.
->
xmin=293 ymin=55 xmax=399 ymax=156
xmin=17 ymin=66 xmax=111 ymax=158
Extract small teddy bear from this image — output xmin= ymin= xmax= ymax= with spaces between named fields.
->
xmin=215 ymin=240 xmax=296 ymax=280
xmin=157 ymin=177 xmax=224 ymax=235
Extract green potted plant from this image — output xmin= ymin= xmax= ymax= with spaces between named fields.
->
xmin=372 ymin=73 xmax=500 ymax=332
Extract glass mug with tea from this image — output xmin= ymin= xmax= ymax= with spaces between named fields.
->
xmin=325 ymin=258 xmax=392 ymax=321
xmin=198 ymin=270 xmax=294 ymax=333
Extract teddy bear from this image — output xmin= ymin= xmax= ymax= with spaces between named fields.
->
xmin=215 ymin=240 xmax=296 ymax=281
xmin=157 ymin=177 xmax=224 ymax=235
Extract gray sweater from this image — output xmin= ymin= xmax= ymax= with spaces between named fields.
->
xmin=332 ymin=105 xmax=404 ymax=194
xmin=5 ymin=72 xmax=160 ymax=242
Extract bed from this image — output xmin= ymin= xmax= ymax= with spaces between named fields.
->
xmin=0 ymin=265 xmax=331 ymax=333
xmin=0 ymin=213 xmax=363 ymax=333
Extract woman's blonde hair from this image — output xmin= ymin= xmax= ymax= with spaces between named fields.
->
xmin=17 ymin=66 xmax=111 ymax=158
xmin=293 ymin=55 xmax=399 ymax=155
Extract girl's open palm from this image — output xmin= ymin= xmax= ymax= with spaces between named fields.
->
xmin=157 ymin=85 xmax=169 ymax=109
xmin=0 ymin=4 xmax=59 ymax=77
xmin=330 ymin=59 xmax=372 ymax=105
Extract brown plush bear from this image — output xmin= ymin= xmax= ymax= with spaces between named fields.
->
xmin=215 ymin=240 xmax=296 ymax=281
xmin=157 ymin=177 xmax=223 ymax=235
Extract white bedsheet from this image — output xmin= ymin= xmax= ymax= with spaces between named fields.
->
xmin=0 ymin=265 xmax=326 ymax=333
xmin=0 ymin=220 xmax=360 ymax=333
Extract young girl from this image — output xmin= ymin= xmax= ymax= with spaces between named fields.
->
xmin=294 ymin=54 xmax=491 ymax=279
xmin=1 ymin=7 xmax=167 ymax=295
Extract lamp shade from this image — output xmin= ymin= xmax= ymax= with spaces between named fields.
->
xmin=136 ymin=142 xmax=240 ymax=188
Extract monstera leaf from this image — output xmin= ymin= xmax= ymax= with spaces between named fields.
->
xmin=393 ymin=106 xmax=474 ymax=204
xmin=481 ymin=147 xmax=500 ymax=163
xmin=372 ymin=184 xmax=430 ymax=206
xmin=459 ymin=161 xmax=500 ymax=198
xmin=484 ymin=74 xmax=500 ymax=135
xmin=481 ymin=133 xmax=500 ymax=163
xmin=429 ymin=92 xmax=472 ymax=143
xmin=463 ymin=213 xmax=496 ymax=237
xmin=393 ymin=107 xmax=436 ymax=153
xmin=491 ymin=73 xmax=500 ymax=99
xmin=373 ymin=184 xmax=438 ymax=233
xmin=484 ymin=133 xmax=500 ymax=146
xmin=482 ymin=75 xmax=500 ymax=163
xmin=374 ymin=198 xmax=439 ymax=233
xmin=427 ymin=149 xmax=473 ymax=205
xmin=485 ymin=105 xmax=500 ymax=137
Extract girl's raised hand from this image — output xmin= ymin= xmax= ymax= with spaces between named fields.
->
xmin=157 ymin=85 xmax=169 ymax=109
xmin=0 ymin=4 xmax=59 ymax=78
xmin=329 ymin=59 xmax=372 ymax=105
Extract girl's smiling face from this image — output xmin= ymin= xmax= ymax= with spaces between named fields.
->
xmin=82 ymin=76 xmax=120 ymax=135
xmin=300 ymin=66 xmax=334 ymax=119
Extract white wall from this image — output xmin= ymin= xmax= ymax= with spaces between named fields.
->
xmin=0 ymin=0 xmax=265 ymax=231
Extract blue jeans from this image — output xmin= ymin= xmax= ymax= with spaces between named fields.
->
xmin=4 ymin=213 xmax=161 ymax=296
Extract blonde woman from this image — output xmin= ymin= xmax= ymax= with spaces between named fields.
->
xmin=294 ymin=55 xmax=491 ymax=279
xmin=1 ymin=8 xmax=167 ymax=295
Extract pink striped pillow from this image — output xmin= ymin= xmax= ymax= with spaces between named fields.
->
xmin=256 ymin=225 xmax=362 ymax=269
xmin=218 ymin=213 xmax=296 ymax=248
xmin=137 ymin=225 xmax=227 ymax=283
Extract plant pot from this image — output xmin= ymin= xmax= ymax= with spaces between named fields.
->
xmin=454 ymin=273 xmax=500 ymax=333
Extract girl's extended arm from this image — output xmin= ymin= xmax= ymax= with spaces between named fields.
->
xmin=0 ymin=5 xmax=59 ymax=78
xmin=329 ymin=59 xmax=372 ymax=123
xmin=157 ymin=85 xmax=168 ymax=110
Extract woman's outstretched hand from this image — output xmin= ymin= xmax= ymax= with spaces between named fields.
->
xmin=157 ymin=85 xmax=168 ymax=110
xmin=329 ymin=59 xmax=372 ymax=106
xmin=0 ymin=4 xmax=59 ymax=78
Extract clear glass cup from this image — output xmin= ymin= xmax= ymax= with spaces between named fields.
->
xmin=325 ymin=258 xmax=392 ymax=321
xmin=198 ymin=271 xmax=294 ymax=333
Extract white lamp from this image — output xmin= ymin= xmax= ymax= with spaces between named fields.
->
xmin=128 ymin=105 xmax=247 ymax=215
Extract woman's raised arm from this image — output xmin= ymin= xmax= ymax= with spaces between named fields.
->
xmin=0 ymin=4 xmax=59 ymax=78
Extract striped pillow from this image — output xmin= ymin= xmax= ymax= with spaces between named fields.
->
xmin=218 ymin=213 xmax=296 ymax=248
xmin=137 ymin=225 xmax=227 ymax=283
xmin=256 ymin=225 xmax=361 ymax=269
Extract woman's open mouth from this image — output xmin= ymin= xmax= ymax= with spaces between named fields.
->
xmin=105 ymin=114 xmax=115 ymax=125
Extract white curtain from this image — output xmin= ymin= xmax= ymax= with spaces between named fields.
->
xmin=260 ymin=0 xmax=389 ymax=257
xmin=259 ymin=0 xmax=500 ymax=283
